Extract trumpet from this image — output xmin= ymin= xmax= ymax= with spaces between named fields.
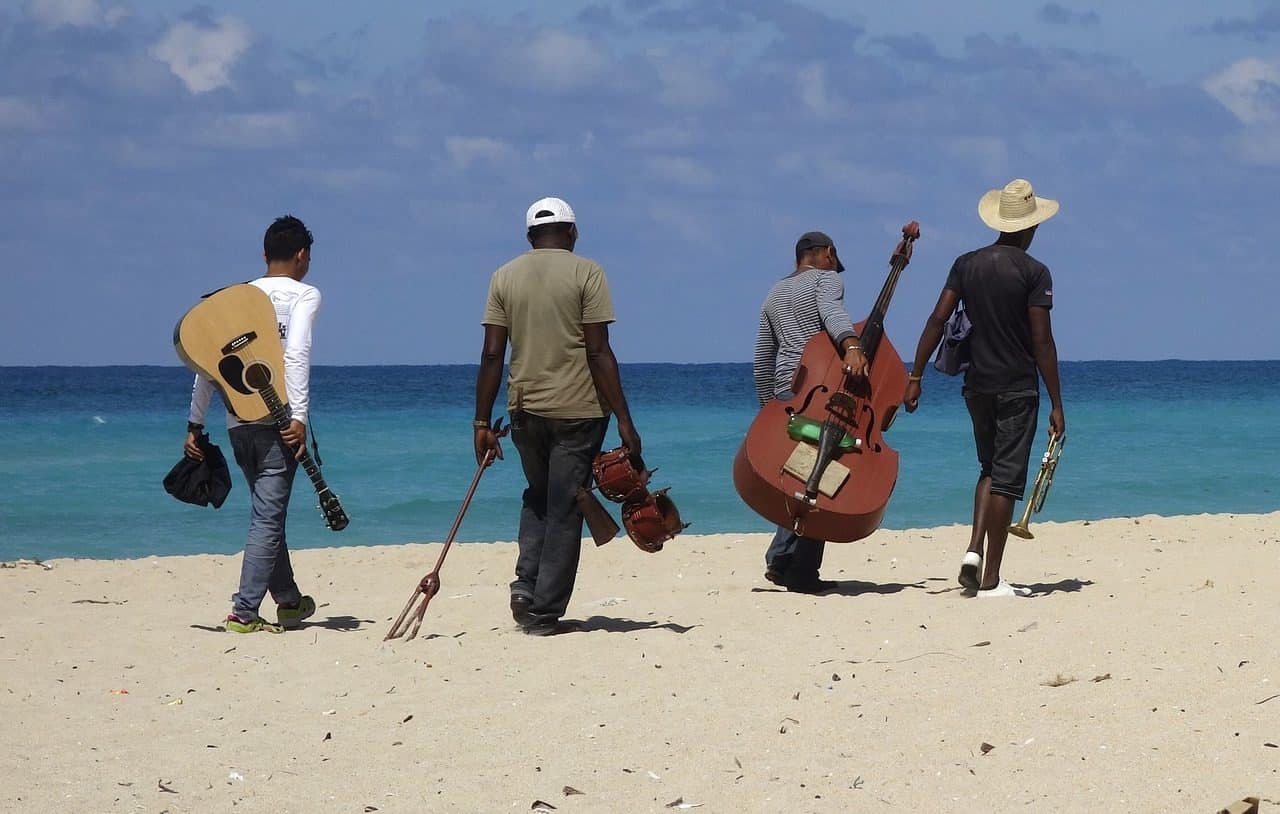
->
xmin=1008 ymin=432 xmax=1065 ymax=540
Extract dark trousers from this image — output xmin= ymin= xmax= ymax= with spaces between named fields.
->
xmin=761 ymin=391 xmax=824 ymax=584
xmin=765 ymin=527 xmax=825 ymax=583
xmin=509 ymin=411 xmax=610 ymax=625
xmin=964 ymin=389 xmax=1039 ymax=500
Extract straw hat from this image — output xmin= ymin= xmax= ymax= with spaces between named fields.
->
xmin=977 ymin=178 xmax=1059 ymax=232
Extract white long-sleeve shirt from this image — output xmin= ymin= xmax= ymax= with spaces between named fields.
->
xmin=188 ymin=276 xmax=322 ymax=429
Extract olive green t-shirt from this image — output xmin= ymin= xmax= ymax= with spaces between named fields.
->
xmin=482 ymin=248 xmax=615 ymax=418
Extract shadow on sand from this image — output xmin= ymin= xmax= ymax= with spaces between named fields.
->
xmin=570 ymin=615 xmax=700 ymax=634
xmin=188 ymin=614 xmax=373 ymax=634
xmin=751 ymin=579 xmax=927 ymax=597
xmin=1020 ymin=577 xmax=1094 ymax=596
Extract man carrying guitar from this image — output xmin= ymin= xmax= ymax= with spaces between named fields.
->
xmin=183 ymin=216 xmax=321 ymax=633
xmin=752 ymin=231 xmax=869 ymax=593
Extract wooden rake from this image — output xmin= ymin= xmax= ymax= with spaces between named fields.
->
xmin=385 ymin=418 xmax=508 ymax=641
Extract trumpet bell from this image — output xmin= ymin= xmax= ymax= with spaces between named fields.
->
xmin=1007 ymin=523 xmax=1034 ymax=540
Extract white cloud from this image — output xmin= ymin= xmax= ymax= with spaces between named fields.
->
xmin=445 ymin=136 xmax=517 ymax=170
xmin=516 ymin=30 xmax=611 ymax=93
xmin=150 ymin=16 xmax=253 ymax=94
xmin=797 ymin=63 xmax=849 ymax=119
xmin=942 ymin=136 xmax=1009 ymax=179
xmin=647 ymin=49 xmax=721 ymax=108
xmin=776 ymin=152 xmax=913 ymax=202
xmin=0 ymin=97 xmax=50 ymax=131
xmin=192 ymin=112 xmax=299 ymax=149
xmin=25 ymin=0 xmax=104 ymax=28
xmin=646 ymin=155 xmax=715 ymax=188
xmin=1203 ymin=58 xmax=1280 ymax=125
xmin=287 ymin=167 xmax=399 ymax=192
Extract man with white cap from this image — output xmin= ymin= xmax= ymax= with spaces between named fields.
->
xmin=474 ymin=197 xmax=643 ymax=634
xmin=902 ymin=179 xmax=1066 ymax=598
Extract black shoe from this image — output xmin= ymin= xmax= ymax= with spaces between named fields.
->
xmin=522 ymin=620 xmax=579 ymax=636
xmin=785 ymin=577 xmax=838 ymax=594
xmin=510 ymin=594 xmax=533 ymax=624
xmin=764 ymin=568 xmax=785 ymax=587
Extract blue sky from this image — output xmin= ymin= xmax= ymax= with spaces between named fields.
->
xmin=2 ymin=0 xmax=1278 ymax=364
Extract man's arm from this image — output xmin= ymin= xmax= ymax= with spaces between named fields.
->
xmin=183 ymin=374 xmax=216 ymax=461
xmin=583 ymin=321 xmax=642 ymax=460
xmin=279 ymin=288 xmax=321 ymax=457
xmin=752 ymin=311 xmax=778 ymax=407
xmin=815 ymin=272 xmax=868 ymax=377
xmin=473 ymin=323 xmax=508 ymax=465
xmin=903 ymin=287 xmax=959 ymax=412
xmin=1029 ymin=306 xmax=1065 ymax=436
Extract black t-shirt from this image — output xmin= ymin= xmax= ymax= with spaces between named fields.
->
xmin=944 ymin=244 xmax=1053 ymax=394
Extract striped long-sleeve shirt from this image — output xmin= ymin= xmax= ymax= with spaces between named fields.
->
xmin=752 ymin=267 xmax=856 ymax=406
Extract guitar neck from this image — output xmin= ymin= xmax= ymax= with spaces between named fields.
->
xmin=258 ymin=383 xmax=332 ymax=496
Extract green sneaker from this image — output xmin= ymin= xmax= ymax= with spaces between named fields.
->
xmin=276 ymin=595 xmax=316 ymax=630
xmin=225 ymin=614 xmax=284 ymax=634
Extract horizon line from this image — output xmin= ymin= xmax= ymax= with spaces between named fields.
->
xmin=3 ymin=358 xmax=1279 ymax=369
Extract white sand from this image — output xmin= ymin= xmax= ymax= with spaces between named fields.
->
xmin=2 ymin=513 xmax=1278 ymax=812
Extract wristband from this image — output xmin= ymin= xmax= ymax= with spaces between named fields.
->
xmin=187 ymin=421 xmax=204 ymax=433
xmin=907 ymin=375 xmax=922 ymax=382
xmin=472 ymin=419 xmax=491 ymax=430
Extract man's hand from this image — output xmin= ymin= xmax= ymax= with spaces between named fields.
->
xmin=184 ymin=431 xmax=205 ymax=461
xmin=903 ymin=380 xmax=922 ymax=413
xmin=281 ymin=419 xmax=307 ymax=460
xmin=842 ymin=346 xmax=869 ymax=379
xmin=474 ymin=427 xmax=504 ymax=467
xmin=1049 ymin=406 xmax=1065 ymax=437
xmin=617 ymin=419 xmax=643 ymax=465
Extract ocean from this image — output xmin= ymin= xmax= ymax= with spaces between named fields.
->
xmin=1 ymin=362 xmax=1277 ymax=562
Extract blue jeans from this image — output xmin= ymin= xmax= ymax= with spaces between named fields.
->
xmin=762 ymin=390 xmax=824 ymax=583
xmin=229 ymin=425 xmax=303 ymax=620
xmin=509 ymin=411 xmax=610 ymax=625
xmin=765 ymin=528 xmax=825 ymax=583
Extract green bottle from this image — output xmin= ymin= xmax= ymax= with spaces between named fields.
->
xmin=786 ymin=415 xmax=856 ymax=451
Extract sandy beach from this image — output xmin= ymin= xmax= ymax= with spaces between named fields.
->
xmin=2 ymin=512 xmax=1278 ymax=812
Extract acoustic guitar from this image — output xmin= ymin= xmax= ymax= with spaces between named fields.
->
xmin=174 ymin=284 xmax=349 ymax=531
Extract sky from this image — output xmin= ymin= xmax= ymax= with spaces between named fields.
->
xmin=2 ymin=0 xmax=1279 ymax=365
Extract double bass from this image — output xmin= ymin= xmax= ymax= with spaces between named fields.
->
xmin=733 ymin=222 xmax=920 ymax=542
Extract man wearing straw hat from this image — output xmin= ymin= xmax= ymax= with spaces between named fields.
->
xmin=902 ymin=179 xmax=1066 ymax=598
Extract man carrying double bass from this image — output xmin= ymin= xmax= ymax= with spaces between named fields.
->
xmin=751 ymin=231 xmax=868 ymax=593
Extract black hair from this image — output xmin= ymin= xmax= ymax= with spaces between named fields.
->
xmin=796 ymin=245 xmax=827 ymax=264
xmin=527 ymin=221 xmax=575 ymax=244
xmin=264 ymin=215 xmax=314 ymax=262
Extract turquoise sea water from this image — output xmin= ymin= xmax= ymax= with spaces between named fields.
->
xmin=1 ymin=362 xmax=1277 ymax=561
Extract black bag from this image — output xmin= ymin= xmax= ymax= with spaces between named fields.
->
xmin=933 ymin=303 xmax=972 ymax=376
xmin=163 ymin=433 xmax=233 ymax=509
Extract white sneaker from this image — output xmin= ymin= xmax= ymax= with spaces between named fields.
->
xmin=976 ymin=580 xmax=1031 ymax=598
xmin=958 ymin=551 xmax=981 ymax=591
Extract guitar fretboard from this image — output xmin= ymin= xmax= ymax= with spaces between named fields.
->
xmin=258 ymin=383 xmax=329 ymax=494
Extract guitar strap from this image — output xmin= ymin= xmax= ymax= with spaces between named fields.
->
xmin=308 ymin=416 xmax=324 ymax=466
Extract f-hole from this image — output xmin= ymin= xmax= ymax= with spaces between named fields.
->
xmin=243 ymin=362 xmax=273 ymax=391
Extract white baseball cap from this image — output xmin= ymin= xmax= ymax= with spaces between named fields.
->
xmin=526 ymin=197 xmax=576 ymax=228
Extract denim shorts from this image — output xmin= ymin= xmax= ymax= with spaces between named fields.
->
xmin=964 ymin=389 xmax=1039 ymax=500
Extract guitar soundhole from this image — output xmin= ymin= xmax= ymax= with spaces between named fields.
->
xmin=243 ymin=362 xmax=272 ymax=391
